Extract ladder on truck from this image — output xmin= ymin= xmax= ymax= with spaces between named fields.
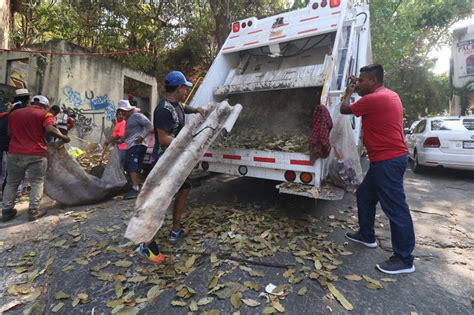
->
xmin=321 ymin=3 xmax=358 ymax=108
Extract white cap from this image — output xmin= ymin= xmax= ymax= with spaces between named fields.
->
xmin=15 ymin=88 xmax=30 ymax=96
xmin=32 ymin=95 xmax=49 ymax=107
xmin=117 ymin=100 xmax=134 ymax=111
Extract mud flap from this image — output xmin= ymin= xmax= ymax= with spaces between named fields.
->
xmin=277 ymin=182 xmax=345 ymax=200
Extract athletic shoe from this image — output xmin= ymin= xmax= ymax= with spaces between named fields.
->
xmin=2 ymin=208 xmax=17 ymax=222
xmin=123 ymin=189 xmax=139 ymax=200
xmin=169 ymin=224 xmax=189 ymax=243
xmin=376 ymin=256 xmax=415 ymax=274
xmin=345 ymin=231 xmax=378 ymax=248
xmin=136 ymin=243 xmax=166 ymax=264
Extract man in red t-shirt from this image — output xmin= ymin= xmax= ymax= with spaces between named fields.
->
xmin=1 ymin=95 xmax=70 ymax=222
xmin=339 ymin=64 xmax=415 ymax=275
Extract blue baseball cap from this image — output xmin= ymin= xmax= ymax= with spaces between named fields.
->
xmin=164 ymin=71 xmax=193 ymax=88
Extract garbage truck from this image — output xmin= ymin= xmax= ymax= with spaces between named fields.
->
xmin=188 ymin=0 xmax=372 ymax=199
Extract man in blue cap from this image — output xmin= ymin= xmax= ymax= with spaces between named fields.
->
xmin=137 ymin=70 xmax=205 ymax=263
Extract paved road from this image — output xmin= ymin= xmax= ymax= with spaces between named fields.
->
xmin=0 ymin=163 xmax=472 ymax=314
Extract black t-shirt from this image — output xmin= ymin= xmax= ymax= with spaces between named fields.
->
xmin=152 ymin=98 xmax=185 ymax=159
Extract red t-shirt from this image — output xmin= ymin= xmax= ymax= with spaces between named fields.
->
xmin=112 ymin=120 xmax=127 ymax=150
xmin=8 ymin=106 xmax=56 ymax=157
xmin=350 ymin=86 xmax=408 ymax=162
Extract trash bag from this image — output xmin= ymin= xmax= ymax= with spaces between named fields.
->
xmin=45 ymin=143 xmax=127 ymax=206
xmin=327 ymin=106 xmax=363 ymax=193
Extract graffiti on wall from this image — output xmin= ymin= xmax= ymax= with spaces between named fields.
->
xmin=7 ymin=59 xmax=29 ymax=89
xmin=61 ymin=105 xmax=94 ymax=138
xmin=61 ymin=86 xmax=117 ymax=138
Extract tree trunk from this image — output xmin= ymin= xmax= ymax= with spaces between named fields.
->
xmin=209 ymin=0 xmax=229 ymax=50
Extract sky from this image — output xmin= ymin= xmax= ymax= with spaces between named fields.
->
xmin=431 ymin=17 xmax=474 ymax=74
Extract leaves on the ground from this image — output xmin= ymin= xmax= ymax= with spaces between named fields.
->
xmin=51 ymin=303 xmax=64 ymax=313
xmin=240 ymin=265 xmax=265 ymax=277
xmin=230 ymin=291 xmax=242 ymax=309
xmin=314 ymin=260 xmax=322 ymax=270
xmin=197 ymin=297 xmax=214 ymax=306
xmin=24 ymin=292 xmax=41 ymax=302
xmin=208 ymin=275 xmax=219 ymax=289
xmin=146 ymin=285 xmax=163 ymax=302
xmin=185 ymin=255 xmax=197 ymax=268
xmin=114 ymin=260 xmax=133 ymax=268
xmin=128 ymin=276 xmax=147 ymax=283
xmin=298 ymin=287 xmax=308 ymax=295
xmin=171 ymin=300 xmax=187 ymax=307
xmin=381 ymin=277 xmax=397 ymax=283
xmin=210 ymin=253 xmax=218 ymax=264
xmin=55 ymin=291 xmax=70 ymax=300
xmin=363 ymin=275 xmax=383 ymax=289
xmin=176 ymin=285 xmax=196 ymax=299
xmin=344 ymin=274 xmax=363 ymax=281
xmin=115 ymin=281 xmax=124 ymax=298
xmin=272 ymin=300 xmax=285 ymax=312
xmin=242 ymin=298 xmax=260 ymax=307
xmin=244 ymin=281 xmax=262 ymax=291
xmin=327 ymin=283 xmax=353 ymax=311
xmin=62 ymin=265 xmax=75 ymax=272
xmin=262 ymin=306 xmax=277 ymax=314
xmin=189 ymin=300 xmax=198 ymax=312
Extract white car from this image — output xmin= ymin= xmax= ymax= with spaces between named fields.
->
xmin=405 ymin=116 xmax=474 ymax=172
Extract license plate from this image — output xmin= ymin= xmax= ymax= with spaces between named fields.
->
xmin=463 ymin=141 xmax=474 ymax=149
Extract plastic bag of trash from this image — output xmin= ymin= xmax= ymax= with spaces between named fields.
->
xmin=44 ymin=143 xmax=127 ymax=206
xmin=327 ymin=106 xmax=363 ymax=193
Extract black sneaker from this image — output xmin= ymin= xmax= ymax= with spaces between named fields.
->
xmin=2 ymin=208 xmax=17 ymax=222
xmin=376 ymin=256 xmax=415 ymax=274
xmin=28 ymin=208 xmax=47 ymax=221
xmin=123 ymin=189 xmax=139 ymax=200
xmin=345 ymin=231 xmax=378 ymax=248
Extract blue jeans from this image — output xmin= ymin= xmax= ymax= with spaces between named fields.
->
xmin=356 ymin=154 xmax=415 ymax=265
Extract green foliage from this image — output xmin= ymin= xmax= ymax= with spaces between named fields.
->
xmin=370 ymin=0 xmax=472 ymax=118
xmin=8 ymin=0 xmax=470 ymax=119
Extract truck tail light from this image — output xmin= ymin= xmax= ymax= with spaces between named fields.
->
xmin=330 ymin=0 xmax=341 ymax=7
xmin=312 ymin=2 xmax=319 ymax=9
xmin=423 ymin=137 xmax=441 ymax=148
xmin=232 ymin=22 xmax=240 ymax=33
xmin=321 ymin=0 xmax=327 ymax=7
xmin=300 ymin=172 xmax=313 ymax=184
xmin=284 ymin=171 xmax=296 ymax=182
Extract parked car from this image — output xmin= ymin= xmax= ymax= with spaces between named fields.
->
xmin=405 ymin=116 xmax=474 ymax=172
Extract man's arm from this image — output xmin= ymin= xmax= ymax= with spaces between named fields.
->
xmin=45 ymin=125 xmax=70 ymax=143
xmin=340 ymin=78 xmax=356 ymax=115
xmin=184 ymin=106 xmax=205 ymax=116
xmin=135 ymin=115 xmax=153 ymax=144
xmin=156 ymin=128 xmax=173 ymax=147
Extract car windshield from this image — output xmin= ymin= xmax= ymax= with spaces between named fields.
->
xmin=431 ymin=119 xmax=471 ymax=131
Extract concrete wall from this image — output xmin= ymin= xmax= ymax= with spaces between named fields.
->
xmin=0 ymin=41 xmax=158 ymax=147
xmin=450 ymin=24 xmax=474 ymax=115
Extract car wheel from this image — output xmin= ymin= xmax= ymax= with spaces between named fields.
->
xmin=412 ymin=152 xmax=424 ymax=173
